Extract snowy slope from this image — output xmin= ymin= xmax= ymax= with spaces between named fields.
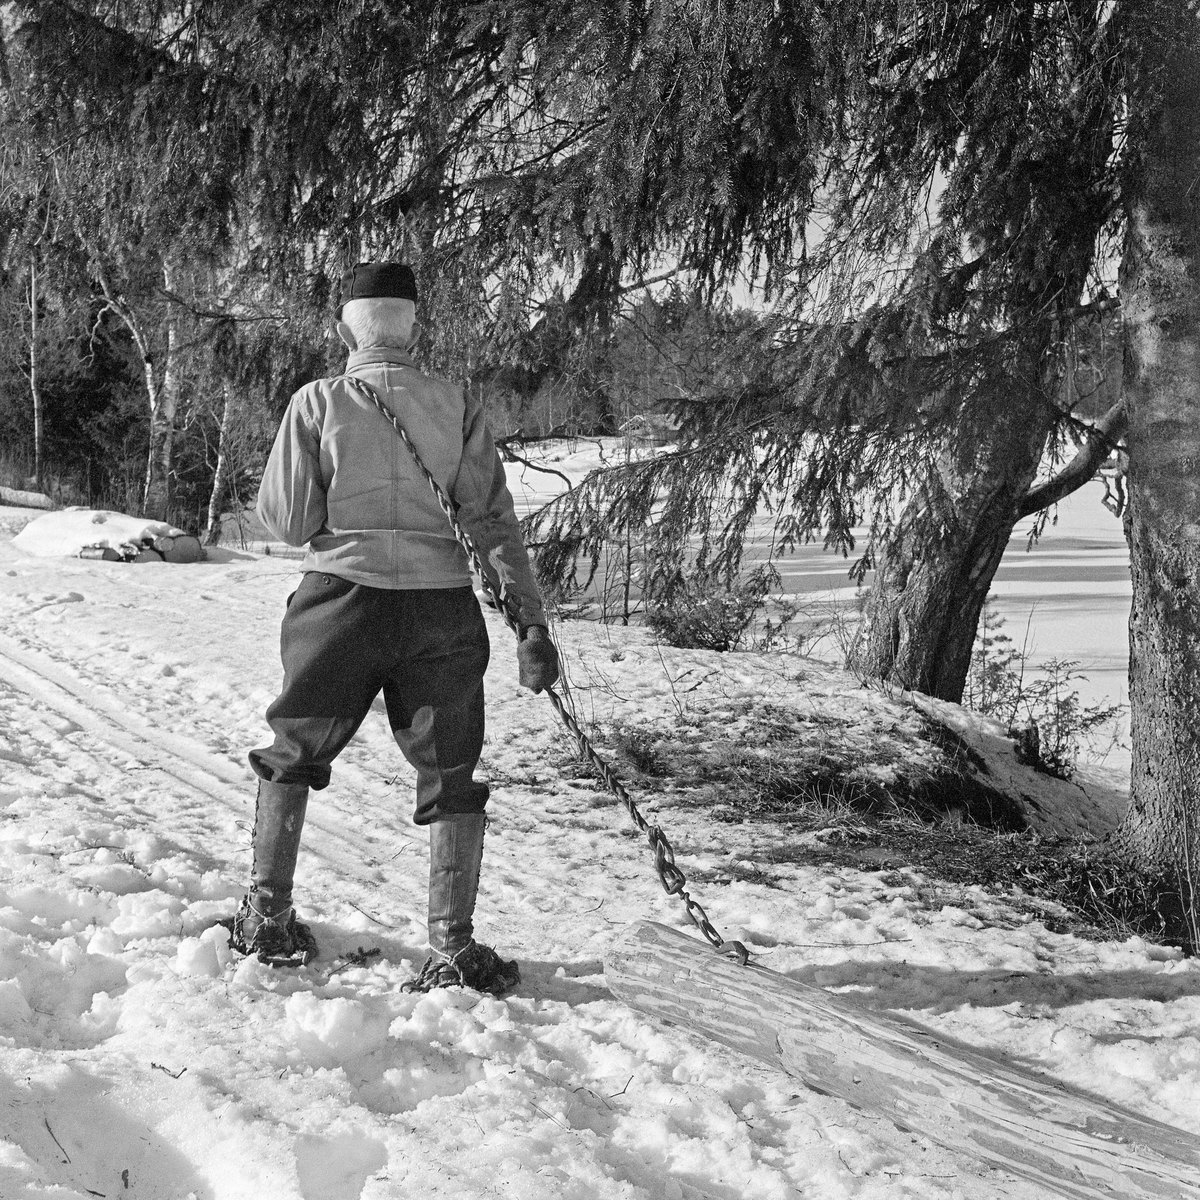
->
xmin=0 ymin=514 xmax=1197 ymax=1200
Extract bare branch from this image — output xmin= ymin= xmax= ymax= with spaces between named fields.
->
xmin=499 ymin=448 xmax=574 ymax=491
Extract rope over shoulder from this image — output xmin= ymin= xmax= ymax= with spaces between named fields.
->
xmin=341 ymin=375 xmax=749 ymax=967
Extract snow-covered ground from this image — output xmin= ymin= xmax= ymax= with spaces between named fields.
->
xmin=2 ymin=501 xmax=1195 ymax=1200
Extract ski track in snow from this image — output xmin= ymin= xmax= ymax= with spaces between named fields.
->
xmin=0 ymin=519 xmax=1198 ymax=1199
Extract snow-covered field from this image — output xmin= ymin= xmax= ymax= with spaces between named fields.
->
xmin=1 ymin=502 xmax=1196 ymax=1200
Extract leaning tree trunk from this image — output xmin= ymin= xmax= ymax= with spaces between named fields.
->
xmin=847 ymin=369 xmax=1054 ymax=703
xmin=1116 ymin=10 xmax=1200 ymax=949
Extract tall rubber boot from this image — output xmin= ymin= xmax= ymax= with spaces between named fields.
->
xmin=428 ymin=811 xmax=486 ymax=957
xmin=224 ymin=781 xmax=317 ymax=966
xmin=402 ymin=813 xmax=519 ymax=994
xmin=250 ymin=779 xmax=310 ymax=915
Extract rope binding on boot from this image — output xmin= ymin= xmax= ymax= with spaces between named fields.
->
xmin=218 ymin=897 xmax=318 ymax=968
xmin=402 ymin=940 xmax=520 ymax=995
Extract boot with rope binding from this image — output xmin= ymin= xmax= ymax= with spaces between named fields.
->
xmin=402 ymin=811 xmax=519 ymax=995
xmin=218 ymin=780 xmax=317 ymax=967
xmin=224 ymin=895 xmax=317 ymax=967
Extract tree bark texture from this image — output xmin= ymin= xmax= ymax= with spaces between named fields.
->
xmin=204 ymin=382 xmax=237 ymax=545
xmin=1118 ymin=11 xmax=1200 ymax=944
xmin=142 ymin=265 xmax=180 ymax=521
xmin=848 ymin=369 xmax=1053 ymax=702
xmin=29 ymin=259 xmax=42 ymax=489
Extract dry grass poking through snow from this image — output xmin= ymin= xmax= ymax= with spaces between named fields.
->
xmin=562 ymin=659 xmax=1191 ymax=954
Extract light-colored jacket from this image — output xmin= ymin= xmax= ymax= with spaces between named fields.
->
xmin=257 ymin=347 xmax=547 ymax=628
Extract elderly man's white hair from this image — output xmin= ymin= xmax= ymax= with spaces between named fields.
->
xmin=339 ymin=297 xmax=417 ymax=349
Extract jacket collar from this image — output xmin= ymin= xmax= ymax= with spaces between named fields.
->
xmin=345 ymin=347 xmax=416 ymax=371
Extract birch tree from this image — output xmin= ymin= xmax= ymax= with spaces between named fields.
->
xmin=27 ymin=257 xmax=42 ymax=488
xmin=91 ymin=265 xmax=182 ymax=519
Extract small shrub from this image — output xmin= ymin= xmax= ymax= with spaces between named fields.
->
xmin=747 ymin=594 xmax=803 ymax=652
xmin=1019 ymin=659 xmax=1125 ymax=777
xmin=611 ymin=726 xmax=668 ymax=776
xmin=647 ymin=567 xmax=777 ymax=652
xmin=963 ymin=604 xmax=1027 ymax=718
xmin=965 ymin=603 xmax=1124 ymax=779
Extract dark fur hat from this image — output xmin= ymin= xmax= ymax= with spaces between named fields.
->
xmin=337 ymin=262 xmax=418 ymax=315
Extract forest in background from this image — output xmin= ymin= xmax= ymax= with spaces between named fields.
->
xmin=0 ymin=271 xmax=761 ymax=538
xmin=1 ymin=0 xmax=1198 ymax=946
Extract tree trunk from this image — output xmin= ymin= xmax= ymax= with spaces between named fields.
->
xmin=29 ymin=259 xmax=42 ymax=489
xmin=847 ymin=368 xmax=1053 ymax=702
xmin=142 ymin=322 xmax=178 ymax=520
xmin=93 ymin=266 xmax=175 ymax=520
xmin=1116 ymin=11 xmax=1200 ymax=949
xmin=142 ymin=266 xmax=180 ymax=521
xmin=204 ymin=382 xmax=237 ymax=545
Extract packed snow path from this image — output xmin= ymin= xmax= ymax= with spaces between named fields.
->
xmin=0 ymin=518 xmax=1197 ymax=1199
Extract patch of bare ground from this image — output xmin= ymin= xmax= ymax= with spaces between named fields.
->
xmin=576 ymin=700 xmax=1189 ymax=950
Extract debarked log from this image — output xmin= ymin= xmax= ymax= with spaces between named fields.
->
xmin=0 ymin=485 xmax=52 ymax=509
xmin=604 ymin=922 xmax=1200 ymax=1200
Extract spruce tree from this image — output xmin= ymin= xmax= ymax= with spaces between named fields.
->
xmin=515 ymin=1 xmax=1126 ymax=709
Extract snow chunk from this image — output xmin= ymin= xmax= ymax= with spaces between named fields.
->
xmin=174 ymin=925 xmax=234 ymax=978
xmin=285 ymin=992 xmax=389 ymax=1063
xmin=110 ymin=891 xmax=185 ymax=937
xmin=86 ymin=927 xmax=125 ymax=957
xmin=294 ymin=1131 xmax=388 ymax=1200
xmin=0 ymin=978 xmax=32 ymax=1028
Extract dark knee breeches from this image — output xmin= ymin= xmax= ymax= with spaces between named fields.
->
xmin=249 ymin=573 xmax=491 ymax=825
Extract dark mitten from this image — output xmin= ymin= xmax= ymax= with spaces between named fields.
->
xmin=517 ymin=625 xmax=560 ymax=692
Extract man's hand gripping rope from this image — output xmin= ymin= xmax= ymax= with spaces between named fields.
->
xmin=345 ymin=376 xmax=749 ymax=967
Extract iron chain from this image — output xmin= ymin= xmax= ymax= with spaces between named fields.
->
xmin=345 ymin=376 xmax=748 ymax=966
